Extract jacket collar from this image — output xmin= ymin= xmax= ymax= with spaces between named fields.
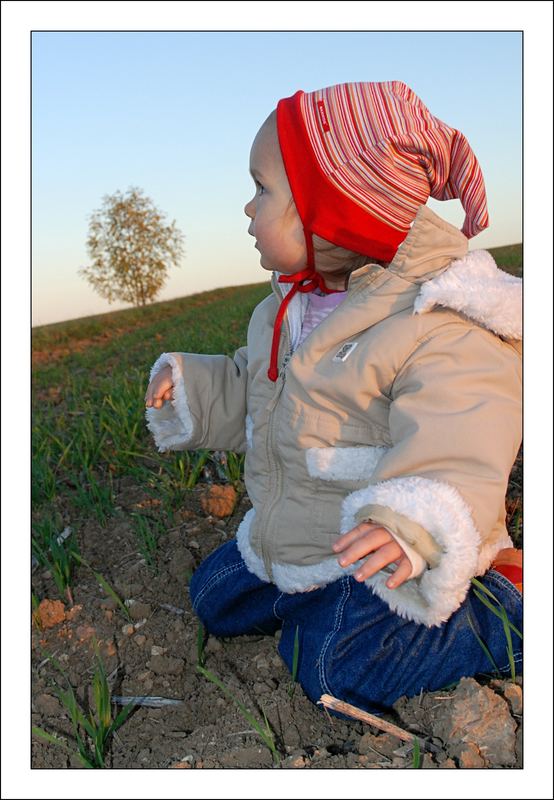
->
xmin=273 ymin=204 xmax=522 ymax=342
xmin=413 ymin=247 xmax=522 ymax=340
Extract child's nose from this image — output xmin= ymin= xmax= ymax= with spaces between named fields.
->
xmin=244 ymin=197 xmax=255 ymax=219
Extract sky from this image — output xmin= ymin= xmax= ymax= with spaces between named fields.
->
xmin=31 ymin=29 xmax=524 ymax=326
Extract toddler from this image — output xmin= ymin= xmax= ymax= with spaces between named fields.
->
xmin=145 ymin=81 xmax=522 ymax=716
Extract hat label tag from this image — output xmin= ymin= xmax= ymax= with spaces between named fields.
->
xmin=332 ymin=342 xmax=358 ymax=362
xmin=317 ymin=100 xmax=330 ymax=132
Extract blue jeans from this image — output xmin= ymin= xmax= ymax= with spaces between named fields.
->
xmin=189 ymin=539 xmax=522 ymax=717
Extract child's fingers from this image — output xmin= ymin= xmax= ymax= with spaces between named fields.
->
xmin=332 ymin=521 xmax=383 ymax=553
xmin=153 ymin=378 xmax=172 ymax=398
xmin=352 ymin=541 xmax=404 ymax=581
xmin=145 ymin=366 xmax=174 ymax=406
xmin=153 ymin=393 xmax=169 ymax=408
xmin=385 ymin=557 xmax=413 ymax=589
xmin=335 ymin=527 xmax=392 ymax=567
xmin=146 ymin=393 xmax=169 ymax=409
xmin=146 ymin=377 xmax=173 ymax=407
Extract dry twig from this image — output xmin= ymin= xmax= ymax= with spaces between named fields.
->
xmin=318 ymin=694 xmax=439 ymax=754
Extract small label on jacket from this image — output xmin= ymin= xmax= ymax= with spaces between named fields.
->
xmin=333 ymin=342 xmax=358 ymax=362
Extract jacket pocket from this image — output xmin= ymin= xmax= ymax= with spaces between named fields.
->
xmin=306 ymin=443 xmax=389 ymax=484
xmin=304 ymin=414 xmax=390 ymax=484
xmin=306 ymin=441 xmax=390 ymax=545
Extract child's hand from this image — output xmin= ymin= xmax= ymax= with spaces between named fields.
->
xmin=145 ymin=365 xmax=174 ymax=409
xmin=332 ymin=521 xmax=412 ymax=589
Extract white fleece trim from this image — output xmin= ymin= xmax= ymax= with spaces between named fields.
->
xmin=341 ymin=475 xmax=482 ymax=627
xmin=475 ymin=532 xmax=514 ymax=576
xmin=236 ymin=508 xmax=364 ymax=592
xmin=306 ymin=445 xmax=389 ymax=481
xmin=413 ymin=249 xmax=522 ymax=340
xmin=236 ymin=508 xmax=426 ymax=591
xmin=236 ymin=508 xmax=270 ymax=581
xmin=145 ymin=353 xmax=195 ymax=453
xmin=235 ymin=481 xmax=497 ymax=625
xmin=245 ymin=414 xmax=254 ymax=449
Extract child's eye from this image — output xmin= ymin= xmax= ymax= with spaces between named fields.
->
xmin=255 ymin=181 xmax=265 ymax=195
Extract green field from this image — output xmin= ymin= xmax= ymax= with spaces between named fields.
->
xmin=32 ymin=282 xmax=271 ymax=548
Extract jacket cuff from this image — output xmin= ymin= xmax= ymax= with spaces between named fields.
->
xmin=145 ymin=353 xmax=195 ymax=452
xmin=342 ymin=476 xmax=481 ymax=627
xmin=353 ymin=502 xmax=442 ymax=568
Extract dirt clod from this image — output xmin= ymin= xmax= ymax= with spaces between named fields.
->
xmin=34 ymin=693 xmax=63 ymax=716
xmin=37 ymin=599 xmax=66 ymax=629
xmin=218 ymin=746 xmax=274 ymax=768
xmin=502 ymin=682 xmax=523 ymax=716
xmin=199 ymin=485 xmax=238 ymax=517
xmin=431 ymin=677 xmax=517 ymax=767
xmin=458 ymin=742 xmax=487 ymax=768
xmin=149 ymin=655 xmax=184 ymax=676
xmin=129 ymin=603 xmax=152 ymax=621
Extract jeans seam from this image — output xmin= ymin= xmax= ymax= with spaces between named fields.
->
xmin=485 ymin=570 xmax=523 ymax=606
xmin=318 ymin=578 xmax=351 ymax=696
xmin=497 ymin=654 xmax=523 ymax=673
xmin=477 ymin=571 xmax=523 ymax=675
xmin=273 ymin=592 xmax=285 ymax=622
xmin=192 ymin=561 xmax=245 ymax=613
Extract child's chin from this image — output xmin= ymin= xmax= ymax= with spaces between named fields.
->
xmin=259 ymin=256 xmax=276 ymax=273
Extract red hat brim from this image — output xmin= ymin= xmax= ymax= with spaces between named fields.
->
xmin=276 ymin=90 xmax=408 ymax=262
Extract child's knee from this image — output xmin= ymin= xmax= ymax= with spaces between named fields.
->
xmin=188 ymin=543 xmax=280 ymax=637
xmin=188 ymin=564 xmax=206 ymax=607
xmin=188 ymin=540 xmax=242 ymax=611
xmin=188 ymin=561 xmax=233 ymax=626
xmin=188 ymin=570 xmax=228 ymax=636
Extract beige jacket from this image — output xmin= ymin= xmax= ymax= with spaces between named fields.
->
xmin=146 ymin=205 xmax=522 ymax=627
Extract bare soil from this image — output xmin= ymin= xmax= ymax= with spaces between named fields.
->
xmin=31 ymin=467 xmax=523 ymax=770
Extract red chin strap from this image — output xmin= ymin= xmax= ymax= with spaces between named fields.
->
xmin=267 ymin=229 xmax=341 ymax=382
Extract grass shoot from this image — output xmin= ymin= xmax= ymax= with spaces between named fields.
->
xmin=195 ymin=624 xmax=280 ymax=764
xmin=72 ymin=553 xmax=132 ymax=623
xmin=131 ymin=512 xmax=162 ymax=570
xmin=33 ymin=644 xmax=137 ymax=768
xmin=32 ymin=522 xmax=80 ymax=605
xmin=196 ymin=664 xmax=280 ymax=765
xmin=196 ymin=622 xmax=207 ymax=668
xmin=412 ymin=736 xmax=422 ymax=768
xmin=471 ymin=577 xmax=522 ymax=681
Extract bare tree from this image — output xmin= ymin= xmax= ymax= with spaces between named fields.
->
xmin=79 ymin=186 xmax=185 ymax=307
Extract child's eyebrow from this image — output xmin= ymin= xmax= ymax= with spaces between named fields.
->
xmin=249 ymin=167 xmax=265 ymax=180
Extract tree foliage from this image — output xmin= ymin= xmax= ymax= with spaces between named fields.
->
xmin=79 ymin=187 xmax=185 ymax=307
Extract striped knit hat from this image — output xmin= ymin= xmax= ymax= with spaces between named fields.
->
xmin=276 ymin=80 xmax=489 ymax=265
xmin=266 ymin=81 xmax=489 ymax=381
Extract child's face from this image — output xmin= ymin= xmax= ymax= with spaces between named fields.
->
xmin=244 ymin=111 xmax=307 ymax=274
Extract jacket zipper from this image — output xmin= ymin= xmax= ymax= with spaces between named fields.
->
xmin=260 ymin=319 xmax=292 ymax=580
xmin=259 ymin=272 xmax=371 ymax=578
xmin=258 ymin=266 xmax=389 ymax=577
